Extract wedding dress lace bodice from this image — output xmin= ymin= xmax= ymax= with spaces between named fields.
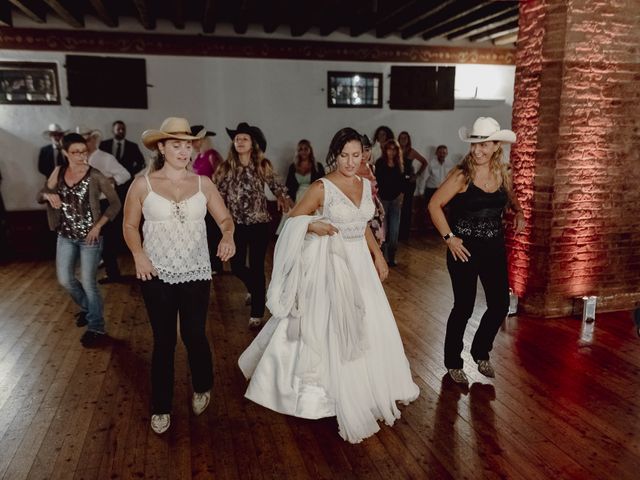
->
xmin=320 ymin=178 xmax=375 ymax=241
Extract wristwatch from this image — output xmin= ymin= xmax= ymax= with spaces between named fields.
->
xmin=443 ymin=232 xmax=455 ymax=241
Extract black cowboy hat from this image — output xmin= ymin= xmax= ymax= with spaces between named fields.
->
xmin=226 ymin=122 xmax=267 ymax=153
xmin=190 ymin=125 xmax=216 ymax=137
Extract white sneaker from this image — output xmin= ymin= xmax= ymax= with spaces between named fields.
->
xmin=248 ymin=317 xmax=263 ymax=328
xmin=192 ymin=390 xmax=211 ymax=416
xmin=151 ymin=414 xmax=170 ymax=434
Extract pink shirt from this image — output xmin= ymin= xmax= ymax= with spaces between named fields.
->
xmin=192 ymin=149 xmax=223 ymax=178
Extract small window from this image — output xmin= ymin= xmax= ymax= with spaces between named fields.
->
xmin=327 ymin=71 xmax=382 ymax=108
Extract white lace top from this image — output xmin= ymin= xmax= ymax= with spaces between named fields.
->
xmin=320 ymin=177 xmax=375 ymax=241
xmin=142 ymin=175 xmax=212 ymax=284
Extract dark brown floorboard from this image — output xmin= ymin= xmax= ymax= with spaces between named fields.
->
xmin=1 ymin=233 xmax=639 ymax=479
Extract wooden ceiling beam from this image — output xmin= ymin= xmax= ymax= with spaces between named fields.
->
xmin=132 ymin=0 xmax=155 ymax=30
xmin=232 ymin=0 xmax=251 ymax=34
xmin=493 ymin=31 xmax=518 ymax=46
xmin=41 ymin=0 xmax=83 ymax=28
xmin=172 ymin=0 xmax=185 ymax=30
xmin=350 ymin=0 xmax=411 ymax=37
xmin=376 ymin=0 xmax=457 ymax=38
xmin=290 ymin=22 xmax=310 ymax=37
xmin=469 ymin=20 xmax=519 ymax=42
xmin=422 ymin=3 xmax=518 ymax=40
xmin=88 ymin=0 xmax=117 ymax=28
xmin=445 ymin=13 xmax=519 ymax=41
xmin=202 ymin=0 xmax=216 ymax=33
xmin=319 ymin=22 xmax=339 ymax=36
xmin=0 ymin=0 xmax=12 ymax=27
xmin=9 ymin=0 xmax=46 ymax=23
xmin=446 ymin=4 xmax=519 ymax=39
xmin=400 ymin=0 xmax=491 ymax=39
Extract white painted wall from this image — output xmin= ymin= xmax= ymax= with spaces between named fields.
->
xmin=0 ymin=48 xmax=515 ymax=210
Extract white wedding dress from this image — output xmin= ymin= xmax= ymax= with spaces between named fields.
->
xmin=238 ymin=177 xmax=419 ymax=443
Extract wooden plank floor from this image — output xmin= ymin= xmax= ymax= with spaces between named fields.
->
xmin=1 ymin=233 xmax=639 ymax=480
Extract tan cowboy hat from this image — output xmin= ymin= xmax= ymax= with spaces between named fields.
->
xmin=141 ymin=117 xmax=206 ymax=150
xmin=42 ymin=123 xmax=65 ymax=139
xmin=458 ymin=117 xmax=516 ymax=144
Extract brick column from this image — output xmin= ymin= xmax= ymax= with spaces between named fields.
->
xmin=508 ymin=0 xmax=640 ymax=317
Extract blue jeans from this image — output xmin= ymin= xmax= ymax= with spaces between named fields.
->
xmin=381 ymin=196 xmax=402 ymax=263
xmin=56 ymin=235 xmax=105 ymax=333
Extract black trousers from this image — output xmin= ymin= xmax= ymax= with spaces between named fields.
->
xmin=100 ymin=198 xmax=122 ymax=279
xmin=399 ymin=180 xmax=416 ymax=241
xmin=231 ymin=222 xmax=270 ymax=318
xmin=205 ymin=213 xmax=223 ymax=272
xmin=444 ymin=237 xmax=509 ymax=369
xmin=140 ymin=278 xmax=213 ymax=414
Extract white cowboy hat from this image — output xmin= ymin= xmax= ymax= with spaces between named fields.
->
xmin=42 ymin=123 xmax=65 ymax=138
xmin=141 ymin=117 xmax=206 ymax=150
xmin=71 ymin=125 xmax=101 ymax=138
xmin=458 ymin=117 xmax=516 ymax=144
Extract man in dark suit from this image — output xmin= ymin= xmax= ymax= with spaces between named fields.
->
xmin=99 ymin=120 xmax=145 ymax=183
xmin=99 ymin=121 xmax=145 ymax=281
xmin=38 ymin=123 xmax=66 ymax=177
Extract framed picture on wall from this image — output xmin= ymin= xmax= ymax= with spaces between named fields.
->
xmin=327 ymin=71 xmax=382 ymax=108
xmin=0 ymin=61 xmax=61 ymax=105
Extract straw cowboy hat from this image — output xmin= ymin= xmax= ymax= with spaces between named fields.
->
xmin=190 ymin=125 xmax=216 ymax=137
xmin=141 ymin=117 xmax=206 ymax=150
xmin=458 ymin=117 xmax=516 ymax=144
xmin=42 ymin=123 xmax=65 ymax=139
xmin=226 ymin=122 xmax=267 ymax=153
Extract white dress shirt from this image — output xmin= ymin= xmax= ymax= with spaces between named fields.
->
xmin=88 ymin=149 xmax=131 ymax=188
xmin=425 ymin=157 xmax=457 ymax=189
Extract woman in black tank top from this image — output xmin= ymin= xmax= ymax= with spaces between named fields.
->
xmin=428 ymin=117 xmax=525 ymax=384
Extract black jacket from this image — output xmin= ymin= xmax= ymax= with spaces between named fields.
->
xmin=99 ymin=139 xmax=145 ymax=176
xmin=38 ymin=144 xmax=66 ymax=178
xmin=285 ymin=162 xmax=325 ymax=201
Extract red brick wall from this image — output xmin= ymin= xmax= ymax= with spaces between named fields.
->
xmin=508 ymin=0 xmax=640 ymax=317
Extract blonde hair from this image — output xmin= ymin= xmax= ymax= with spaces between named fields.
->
xmin=457 ymin=143 xmax=512 ymax=195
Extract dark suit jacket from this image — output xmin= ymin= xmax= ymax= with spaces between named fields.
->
xmin=38 ymin=144 xmax=66 ymax=178
xmin=99 ymin=139 xmax=145 ymax=177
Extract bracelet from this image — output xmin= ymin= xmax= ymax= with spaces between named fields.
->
xmin=443 ymin=232 xmax=455 ymax=241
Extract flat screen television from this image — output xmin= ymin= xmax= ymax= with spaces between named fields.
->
xmin=65 ymin=55 xmax=148 ymax=109
xmin=389 ymin=66 xmax=455 ymax=110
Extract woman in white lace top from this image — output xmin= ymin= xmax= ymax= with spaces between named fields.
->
xmin=123 ymin=117 xmax=236 ymax=435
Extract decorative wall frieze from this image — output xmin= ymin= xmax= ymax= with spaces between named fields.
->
xmin=0 ymin=27 xmax=516 ymax=65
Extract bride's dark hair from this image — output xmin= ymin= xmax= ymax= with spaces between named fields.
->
xmin=325 ymin=127 xmax=363 ymax=170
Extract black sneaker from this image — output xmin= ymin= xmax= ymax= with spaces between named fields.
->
xmin=80 ymin=331 xmax=107 ymax=348
xmin=75 ymin=312 xmax=88 ymax=327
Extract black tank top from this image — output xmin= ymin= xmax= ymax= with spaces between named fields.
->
xmin=448 ymin=182 xmax=508 ymax=240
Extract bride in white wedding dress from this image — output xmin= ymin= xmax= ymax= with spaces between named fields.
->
xmin=238 ymin=127 xmax=419 ymax=443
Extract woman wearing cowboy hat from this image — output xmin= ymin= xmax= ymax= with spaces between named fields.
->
xmin=214 ymin=122 xmax=291 ymax=328
xmin=428 ymin=117 xmax=525 ymax=385
xmin=122 ymin=117 xmax=236 ymax=434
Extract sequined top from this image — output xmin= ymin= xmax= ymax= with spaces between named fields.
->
xmin=448 ymin=182 xmax=507 ymax=240
xmin=38 ymin=166 xmax=121 ymax=233
xmin=57 ymin=169 xmax=94 ymax=240
xmin=214 ymin=161 xmax=287 ymax=225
